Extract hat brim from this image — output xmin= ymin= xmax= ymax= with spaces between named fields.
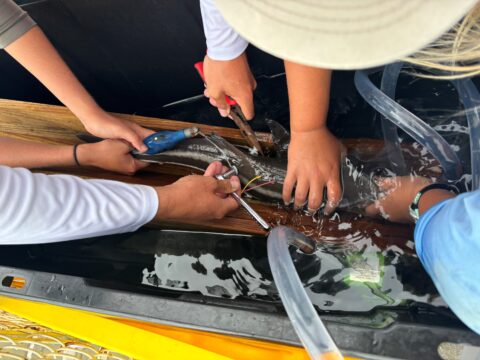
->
xmin=215 ymin=0 xmax=478 ymax=70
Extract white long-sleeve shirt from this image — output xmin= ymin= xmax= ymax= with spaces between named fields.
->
xmin=0 ymin=166 xmax=158 ymax=244
xmin=200 ymin=0 xmax=248 ymax=60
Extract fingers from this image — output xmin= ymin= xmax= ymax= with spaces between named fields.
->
xmin=121 ymin=128 xmax=148 ymax=153
xmin=214 ymin=178 xmax=240 ymax=195
xmin=293 ymin=178 xmax=309 ymax=210
xmin=204 ymin=161 xmax=223 ymax=177
xmin=307 ymin=180 xmax=324 ymax=214
xmin=210 ymin=91 xmax=230 ymax=117
xmin=219 ymin=196 xmax=239 ymax=216
xmin=282 ymin=171 xmax=296 ymax=206
xmin=235 ymin=94 xmax=255 ymax=120
xmin=131 ymin=122 xmax=155 ymax=139
xmin=323 ymin=176 xmax=342 ymax=215
xmin=133 ymin=158 xmax=149 ymax=171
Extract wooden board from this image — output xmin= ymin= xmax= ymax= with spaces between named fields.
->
xmin=0 ymin=99 xmax=414 ymax=252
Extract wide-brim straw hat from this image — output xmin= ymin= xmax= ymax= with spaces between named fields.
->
xmin=215 ymin=0 xmax=478 ymax=69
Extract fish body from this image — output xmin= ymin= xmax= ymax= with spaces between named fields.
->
xmin=136 ymin=125 xmax=389 ymax=212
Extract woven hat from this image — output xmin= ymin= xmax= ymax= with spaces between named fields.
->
xmin=214 ymin=0 xmax=478 ymax=69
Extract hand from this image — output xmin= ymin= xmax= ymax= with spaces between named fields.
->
xmin=80 ymin=110 xmax=154 ymax=152
xmin=365 ymin=176 xmax=433 ymax=223
xmin=283 ymin=127 xmax=343 ymax=214
xmin=203 ymin=52 xmax=256 ymax=119
xmin=155 ymin=162 xmax=240 ymax=222
xmin=77 ymin=139 xmax=148 ymax=175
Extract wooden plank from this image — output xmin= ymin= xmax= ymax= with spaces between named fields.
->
xmin=0 ymin=99 xmax=273 ymax=148
xmin=0 ymin=99 xmax=414 ymax=251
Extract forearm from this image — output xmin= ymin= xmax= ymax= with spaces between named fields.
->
xmin=418 ymin=189 xmax=456 ymax=216
xmin=285 ymin=60 xmax=332 ymax=133
xmin=0 ymin=166 xmax=158 ymax=244
xmin=0 ymin=138 xmax=77 ymax=168
xmin=5 ymin=26 xmax=102 ymax=122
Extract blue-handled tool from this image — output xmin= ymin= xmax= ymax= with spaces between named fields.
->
xmin=76 ymin=127 xmax=200 ymax=155
xmin=139 ymin=127 xmax=200 ymax=155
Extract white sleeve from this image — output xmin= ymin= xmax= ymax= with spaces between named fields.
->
xmin=200 ymin=0 xmax=248 ymax=60
xmin=0 ymin=166 xmax=158 ymax=245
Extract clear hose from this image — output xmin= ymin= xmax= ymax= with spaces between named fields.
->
xmin=354 ymin=68 xmax=463 ymax=181
xmin=379 ymin=62 xmax=408 ymax=175
xmin=267 ymin=226 xmax=343 ymax=360
xmin=452 ymin=79 xmax=480 ymax=190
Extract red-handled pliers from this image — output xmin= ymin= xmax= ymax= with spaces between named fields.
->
xmin=194 ymin=61 xmax=264 ymax=155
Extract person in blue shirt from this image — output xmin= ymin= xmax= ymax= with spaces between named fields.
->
xmin=366 ymin=176 xmax=480 ymax=334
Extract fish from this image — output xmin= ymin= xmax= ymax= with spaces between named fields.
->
xmin=133 ymin=120 xmax=392 ymax=213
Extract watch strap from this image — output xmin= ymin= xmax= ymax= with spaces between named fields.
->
xmin=409 ymin=183 xmax=459 ymax=221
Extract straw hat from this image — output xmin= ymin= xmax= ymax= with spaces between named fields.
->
xmin=214 ymin=0 xmax=478 ymax=69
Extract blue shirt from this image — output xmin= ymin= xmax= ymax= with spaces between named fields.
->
xmin=415 ymin=191 xmax=480 ymax=334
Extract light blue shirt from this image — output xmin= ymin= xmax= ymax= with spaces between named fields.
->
xmin=415 ymin=191 xmax=480 ymax=334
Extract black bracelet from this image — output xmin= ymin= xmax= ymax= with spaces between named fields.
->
xmin=73 ymin=144 xmax=81 ymax=166
xmin=409 ymin=183 xmax=459 ymax=221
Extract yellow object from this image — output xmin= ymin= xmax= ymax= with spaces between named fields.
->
xmin=0 ymin=309 xmax=131 ymax=359
xmin=0 ymin=295 xmax=360 ymax=360
xmin=0 ymin=296 xmax=230 ymax=360
xmin=109 ymin=318 xmax=310 ymax=360
xmin=241 ymin=175 xmax=262 ymax=194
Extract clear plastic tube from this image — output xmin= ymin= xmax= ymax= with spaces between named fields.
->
xmin=354 ymin=69 xmax=463 ymax=181
xmin=267 ymin=226 xmax=343 ymax=360
xmin=380 ymin=62 xmax=407 ymax=175
xmin=452 ymin=79 xmax=480 ymax=190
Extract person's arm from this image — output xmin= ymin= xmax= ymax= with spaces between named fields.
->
xmin=364 ymin=176 xmax=456 ymax=223
xmin=366 ymin=177 xmax=480 ymax=334
xmin=200 ymin=0 xmax=256 ymax=119
xmin=0 ymin=162 xmax=239 ymax=245
xmin=0 ymin=137 xmax=147 ymax=175
xmin=0 ymin=0 xmax=151 ymax=151
xmin=282 ymin=61 xmax=341 ymax=214
xmin=414 ymin=189 xmax=480 ymax=335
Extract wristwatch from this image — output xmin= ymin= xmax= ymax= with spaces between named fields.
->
xmin=409 ymin=183 xmax=459 ymax=221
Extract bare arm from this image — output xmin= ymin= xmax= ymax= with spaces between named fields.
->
xmin=0 ymin=137 xmax=147 ymax=175
xmin=5 ymin=27 xmax=101 ymax=125
xmin=283 ymin=61 xmax=342 ymax=214
xmin=0 ymin=137 xmax=76 ymax=168
xmin=4 ymin=25 xmax=152 ymax=151
xmin=285 ymin=61 xmax=331 ymax=133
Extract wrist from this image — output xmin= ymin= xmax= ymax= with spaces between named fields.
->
xmin=74 ymin=105 xmax=105 ymax=127
xmin=75 ymin=143 xmax=94 ymax=167
xmin=291 ymin=126 xmax=329 ymax=137
xmin=154 ymin=185 xmax=174 ymax=220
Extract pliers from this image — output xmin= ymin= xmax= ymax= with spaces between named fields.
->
xmin=194 ymin=61 xmax=264 ymax=156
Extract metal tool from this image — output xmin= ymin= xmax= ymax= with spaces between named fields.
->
xmin=216 ymin=168 xmax=271 ymax=231
xmin=194 ymin=61 xmax=264 ymax=156
xmin=77 ymin=127 xmax=199 ymax=155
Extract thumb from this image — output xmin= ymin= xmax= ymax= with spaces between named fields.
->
xmin=122 ymin=128 xmax=148 ymax=153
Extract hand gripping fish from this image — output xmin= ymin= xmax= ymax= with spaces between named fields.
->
xmin=133 ymin=120 xmax=391 ymax=213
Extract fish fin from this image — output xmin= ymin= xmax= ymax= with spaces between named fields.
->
xmin=265 ymin=118 xmax=290 ymax=159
